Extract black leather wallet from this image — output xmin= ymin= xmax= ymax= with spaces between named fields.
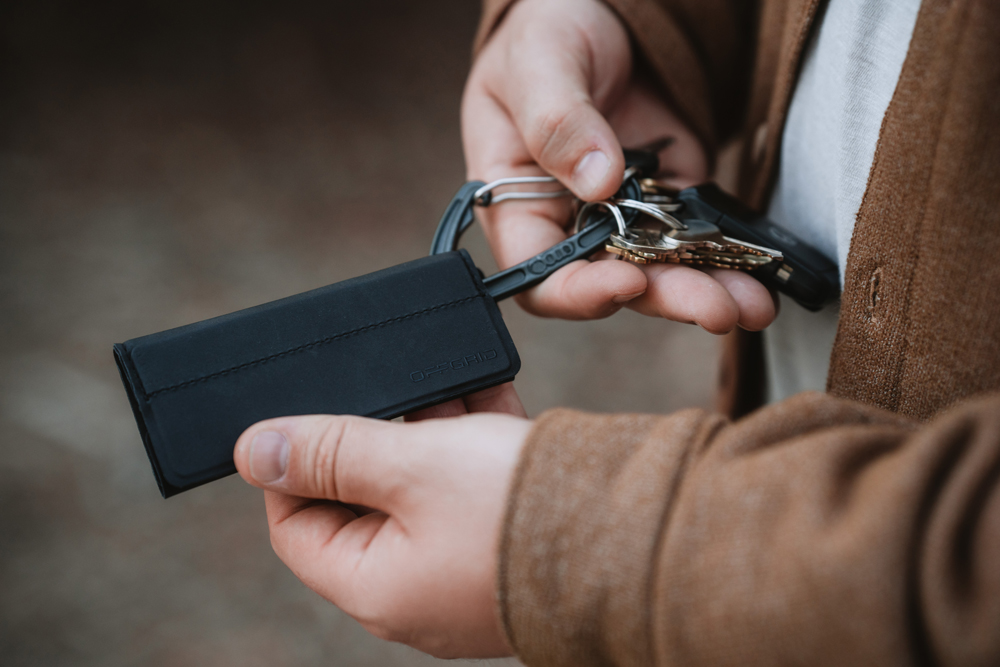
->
xmin=114 ymin=250 xmax=520 ymax=497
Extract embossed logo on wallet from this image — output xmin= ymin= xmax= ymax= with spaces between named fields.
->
xmin=410 ymin=349 xmax=498 ymax=383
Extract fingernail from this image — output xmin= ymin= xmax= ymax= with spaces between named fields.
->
xmin=612 ymin=291 xmax=645 ymax=304
xmin=573 ymin=150 xmax=611 ymax=197
xmin=250 ymin=431 xmax=288 ymax=483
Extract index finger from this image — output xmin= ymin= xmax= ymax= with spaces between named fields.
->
xmin=262 ymin=490 xmax=387 ymax=576
xmin=462 ymin=86 xmax=647 ymax=318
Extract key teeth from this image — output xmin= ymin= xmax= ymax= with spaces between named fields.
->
xmin=605 ymin=240 xmax=778 ymax=270
xmin=605 ymin=244 xmax=651 ymax=264
xmin=602 ymin=195 xmax=784 ymax=271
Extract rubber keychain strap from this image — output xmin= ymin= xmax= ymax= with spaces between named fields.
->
xmin=429 ymin=181 xmax=483 ymax=257
xmin=431 ymin=150 xmax=656 ymax=301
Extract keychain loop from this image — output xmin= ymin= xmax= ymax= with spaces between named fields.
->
xmin=430 ymin=151 xmax=657 ymax=301
xmin=610 ymin=198 xmax=687 ymax=231
xmin=473 ymin=176 xmax=571 ymax=206
xmin=575 ymin=201 xmax=628 ymax=236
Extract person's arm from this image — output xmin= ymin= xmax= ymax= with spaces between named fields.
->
xmin=232 ymin=387 xmax=1000 ymax=664
xmin=500 ymin=391 xmax=1000 ymax=666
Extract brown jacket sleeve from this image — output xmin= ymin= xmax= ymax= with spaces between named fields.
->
xmin=474 ymin=0 xmax=756 ymax=151
xmin=498 ymin=392 xmax=1000 ymax=666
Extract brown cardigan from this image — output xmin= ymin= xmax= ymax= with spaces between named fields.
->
xmin=475 ymin=0 xmax=1000 ymax=664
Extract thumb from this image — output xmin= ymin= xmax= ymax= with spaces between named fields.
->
xmin=233 ymin=414 xmax=404 ymax=510
xmin=499 ymin=41 xmax=625 ymax=200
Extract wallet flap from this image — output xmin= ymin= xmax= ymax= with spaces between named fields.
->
xmin=126 ymin=252 xmax=489 ymax=393
xmin=114 ymin=250 xmax=520 ymax=497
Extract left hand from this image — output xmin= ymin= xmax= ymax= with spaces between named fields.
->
xmin=462 ymin=0 xmax=777 ymax=331
xmin=233 ymin=383 xmax=530 ymax=659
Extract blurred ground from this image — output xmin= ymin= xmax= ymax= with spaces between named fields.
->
xmin=0 ymin=1 xmax=719 ymax=664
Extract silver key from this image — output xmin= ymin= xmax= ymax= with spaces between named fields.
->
xmin=605 ymin=211 xmax=783 ymax=269
xmin=664 ymin=219 xmax=783 ymax=259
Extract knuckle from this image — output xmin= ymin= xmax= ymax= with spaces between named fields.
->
xmin=529 ymin=103 xmax=589 ymax=169
xmin=514 ymin=290 xmax=554 ymax=318
xmin=300 ymin=417 xmax=349 ymax=498
xmin=701 ymin=304 xmax=740 ymax=335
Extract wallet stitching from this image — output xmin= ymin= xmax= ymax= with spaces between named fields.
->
xmin=142 ymin=293 xmax=486 ymax=399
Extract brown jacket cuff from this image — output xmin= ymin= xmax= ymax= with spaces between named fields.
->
xmin=497 ymin=406 xmax=724 ymax=666
xmin=498 ymin=393 xmax=1000 ymax=665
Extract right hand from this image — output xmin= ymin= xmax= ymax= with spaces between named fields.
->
xmin=462 ymin=0 xmax=776 ymax=333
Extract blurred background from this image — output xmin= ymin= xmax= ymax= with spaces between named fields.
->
xmin=0 ymin=1 xmax=719 ymax=664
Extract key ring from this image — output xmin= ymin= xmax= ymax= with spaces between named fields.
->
xmin=473 ymin=176 xmax=571 ymax=206
xmin=472 ymin=159 xmax=651 ymax=208
xmin=575 ymin=201 xmax=628 ymax=236
xmin=611 ymin=198 xmax=687 ymax=231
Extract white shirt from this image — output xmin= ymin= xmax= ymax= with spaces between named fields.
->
xmin=763 ymin=0 xmax=922 ymax=403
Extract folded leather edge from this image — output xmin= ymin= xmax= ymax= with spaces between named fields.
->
xmin=138 ymin=250 xmax=490 ymax=398
xmin=114 ymin=343 xmax=174 ymax=497
xmin=142 ymin=293 xmax=488 ymax=399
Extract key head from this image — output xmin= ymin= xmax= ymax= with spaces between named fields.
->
xmin=664 ymin=218 xmax=728 ymax=248
xmin=665 ymin=219 xmax=783 ymax=259
xmin=676 ymin=184 xmax=840 ymax=310
xmin=608 ymin=226 xmax=683 ymax=255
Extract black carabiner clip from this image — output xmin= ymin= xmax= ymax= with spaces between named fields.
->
xmin=430 ymin=152 xmax=652 ymax=301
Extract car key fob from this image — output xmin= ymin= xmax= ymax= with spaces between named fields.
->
xmin=676 ymin=183 xmax=840 ymax=311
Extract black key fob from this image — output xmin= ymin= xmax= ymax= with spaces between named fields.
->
xmin=676 ymin=183 xmax=840 ymax=311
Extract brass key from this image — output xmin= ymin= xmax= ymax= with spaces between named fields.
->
xmin=604 ymin=212 xmax=783 ymax=269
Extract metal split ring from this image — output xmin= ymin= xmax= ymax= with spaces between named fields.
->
xmin=574 ymin=201 xmax=628 ymax=236
xmin=611 ymin=198 xmax=687 ymax=231
xmin=473 ymin=176 xmax=571 ymax=206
